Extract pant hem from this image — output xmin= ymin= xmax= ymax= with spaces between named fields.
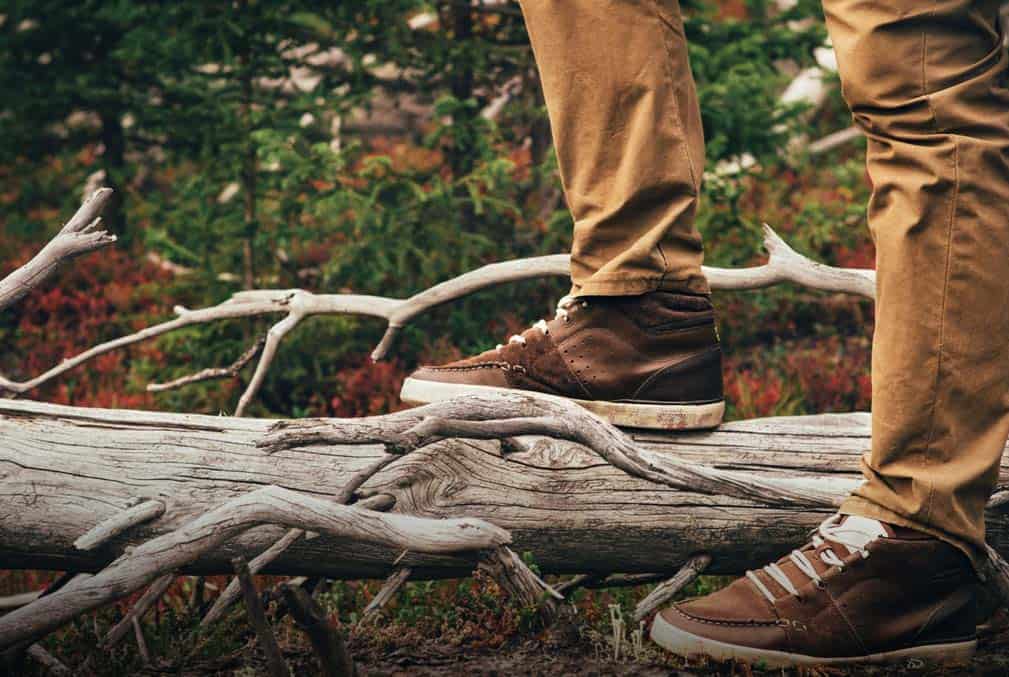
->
xmin=571 ymin=274 xmax=709 ymax=297
xmin=838 ymin=495 xmax=984 ymax=574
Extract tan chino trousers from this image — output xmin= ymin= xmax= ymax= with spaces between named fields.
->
xmin=519 ymin=0 xmax=1009 ymax=565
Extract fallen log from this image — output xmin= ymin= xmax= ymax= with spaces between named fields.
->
xmin=3 ymin=396 xmax=1009 ymax=580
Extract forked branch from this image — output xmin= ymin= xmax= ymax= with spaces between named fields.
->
xmin=0 ymin=224 xmax=874 ymax=413
xmin=0 ymin=188 xmax=116 ymax=313
xmin=0 ymin=485 xmax=509 ymax=649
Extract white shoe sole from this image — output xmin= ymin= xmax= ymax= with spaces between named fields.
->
xmin=650 ymin=610 xmax=977 ymax=668
xmin=400 ymin=378 xmax=724 ymax=430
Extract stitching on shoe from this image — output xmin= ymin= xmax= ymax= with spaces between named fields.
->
xmin=671 ymin=605 xmax=777 ymax=628
xmin=422 ymin=363 xmax=513 ymax=372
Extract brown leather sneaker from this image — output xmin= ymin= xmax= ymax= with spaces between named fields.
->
xmin=651 ymin=515 xmax=979 ymax=668
xmin=400 ymin=291 xmax=724 ymax=429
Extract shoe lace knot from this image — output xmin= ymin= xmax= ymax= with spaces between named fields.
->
xmin=496 ymin=295 xmax=586 ymax=350
xmin=745 ymin=515 xmax=875 ymax=604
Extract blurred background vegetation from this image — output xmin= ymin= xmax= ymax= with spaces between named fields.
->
xmin=0 ymin=1 xmax=884 ymax=672
xmin=0 ymin=0 xmax=873 ymax=422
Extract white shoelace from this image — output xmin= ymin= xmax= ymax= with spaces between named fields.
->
xmin=746 ymin=515 xmax=886 ymax=603
xmin=496 ymin=295 xmax=585 ymax=350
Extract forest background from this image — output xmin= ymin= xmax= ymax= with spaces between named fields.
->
xmin=0 ymin=0 xmax=894 ymax=674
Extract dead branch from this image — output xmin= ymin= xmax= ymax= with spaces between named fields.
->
xmin=0 ymin=590 xmax=42 ymax=611
xmin=0 ymin=188 xmax=116 ymax=313
xmin=233 ymin=557 xmax=291 ymax=677
xmin=199 ymin=454 xmax=399 ymax=627
xmin=0 ymin=226 xmax=874 ymax=412
xmin=74 ymin=500 xmax=165 ymax=551
xmin=477 ymin=546 xmax=563 ymax=626
xmin=260 ymin=393 xmax=854 ymax=510
xmin=633 ymin=555 xmax=712 ymax=622
xmin=0 ymin=485 xmax=509 ymax=649
xmin=132 ymin=617 xmax=152 ymax=665
xmin=25 ymin=645 xmax=72 ymax=677
xmin=358 ymin=567 xmax=412 ymax=626
xmin=147 ymin=338 xmax=264 ymax=393
xmin=281 ymin=584 xmax=355 ymax=677
xmin=104 ymin=574 xmax=175 ymax=646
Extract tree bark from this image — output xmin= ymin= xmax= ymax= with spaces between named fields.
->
xmin=3 ymin=397 xmax=1009 ymax=579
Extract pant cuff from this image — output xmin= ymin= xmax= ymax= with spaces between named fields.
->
xmin=838 ymin=495 xmax=985 ymax=575
xmin=570 ymin=274 xmax=709 ymax=297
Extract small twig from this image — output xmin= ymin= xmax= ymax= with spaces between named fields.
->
xmin=201 ymin=529 xmax=305 ymax=627
xmin=477 ymin=546 xmax=562 ymax=626
xmin=233 ymin=557 xmax=291 ymax=677
xmin=147 ymin=337 xmax=265 ymax=392
xmin=132 ymin=617 xmax=152 ymax=665
xmin=26 ymin=645 xmax=72 ymax=677
xmin=105 ymin=573 xmax=175 ymax=646
xmin=281 ymin=583 xmax=355 ymax=677
xmin=807 ymin=125 xmax=862 ymax=156
xmin=358 ymin=567 xmax=412 ymax=626
xmin=236 ymin=311 xmax=305 ymax=416
xmin=74 ymin=499 xmax=165 ymax=551
xmin=633 ymin=554 xmax=712 ymax=622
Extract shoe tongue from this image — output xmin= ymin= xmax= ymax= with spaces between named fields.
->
xmin=827 ymin=515 xmax=891 ymax=553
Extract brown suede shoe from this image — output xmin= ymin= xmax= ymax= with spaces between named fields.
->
xmin=651 ymin=515 xmax=979 ymax=668
xmin=400 ymin=291 xmax=724 ymax=430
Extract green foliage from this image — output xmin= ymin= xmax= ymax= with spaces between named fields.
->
xmin=0 ymin=0 xmax=867 ymax=423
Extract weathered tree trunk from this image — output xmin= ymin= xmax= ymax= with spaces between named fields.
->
xmin=4 ymin=397 xmax=1009 ymax=579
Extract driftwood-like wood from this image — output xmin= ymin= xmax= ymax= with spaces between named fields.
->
xmin=0 ymin=475 xmax=509 ymax=648
xmin=4 ymin=395 xmax=1009 ymax=586
xmin=358 ymin=567 xmax=412 ymax=626
xmin=74 ymin=500 xmax=165 ymax=551
xmin=633 ymin=554 xmax=711 ymax=622
xmin=0 ymin=188 xmax=115 ymax=314
xmin=0 ymin=221 xmax=874 ymax=415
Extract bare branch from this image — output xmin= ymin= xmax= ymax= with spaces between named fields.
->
xmin=358 ymin=567 xmax=412 ymax=626
xmin=259 ymin=393 xmax=854 ymax=510
xmin=233 ymin=557 xmax=291 ymax=677
xmin=0 ymin=227 xmax=875 ymax=408
xmin=0 ymin=188 xmax=116 ymax=313
xmin=25 ymin=645 xmax=72 ymax=677
xmin=477 ymin=546 xmax=562 ymax=626
xmin=104 ymin=574 xmax=175 ymax=646
xmin=147 ymin=338 xmax=264 ymax=393
xmin=281 ymin=584 xmax=355 ymax=677
xmin=132 ymin=617 xmax=152 ymax=665
xmin=0 ymin=590 xmax=42 ymax=612
xmin=633 ymin=554 xmax=712 ymax=622
xmin=74 ymin=500 xmax=165 ymax=551
xmin=0 ymin=485 xmax=510 ymax=649
xmin=200 ymin=454 xmax=399 ymax=627
xmin=200 ymin=528 xmax=305 ymax=627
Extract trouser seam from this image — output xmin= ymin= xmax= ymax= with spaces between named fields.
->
xmin=913 ymin=12 xmax=944 ymax=527
xmin=647 ymin=0 xmax=699 ymax=292
xmin=921 ymin=137 xmax=960 ymax=526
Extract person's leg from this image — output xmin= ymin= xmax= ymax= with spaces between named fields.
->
xmin=401 ymin=0 xmax=723 ymax=430
xmin=830 ymin=0 xmax=1009 ymax=565
xmin=520 ymin=0 xmax=708 ymax=297
xmin=650 ymin=0 xmax=1009 ymax=666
